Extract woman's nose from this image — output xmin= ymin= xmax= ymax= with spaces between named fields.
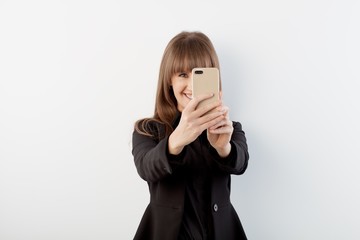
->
xmin=187 ymin=73 xmax=193 ymax=90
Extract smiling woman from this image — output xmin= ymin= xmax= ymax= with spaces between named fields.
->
xmin=171 ymin=71 xmax=193 ymax=112
xmin=132 ymin=31 xmax=250 ymax=240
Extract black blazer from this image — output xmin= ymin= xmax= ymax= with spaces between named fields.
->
xmin=132 ymin=120 xmax=249 ymax=240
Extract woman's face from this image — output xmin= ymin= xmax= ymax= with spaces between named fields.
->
xmin=171 ymin=71 xmax=193 ymax=112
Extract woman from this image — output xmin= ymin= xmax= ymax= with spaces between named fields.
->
xmin=132 ymin=31 xmax=249 ymax=240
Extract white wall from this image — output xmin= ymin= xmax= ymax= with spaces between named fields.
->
xmin=1 ymin=0 xmax=359 ymax=239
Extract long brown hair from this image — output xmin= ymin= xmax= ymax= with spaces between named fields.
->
xmin=135 ymin=31 xmax=221 ymax=138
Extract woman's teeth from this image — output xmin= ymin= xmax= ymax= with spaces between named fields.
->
xmin=184 ymin=93 xmax=192 ymax=99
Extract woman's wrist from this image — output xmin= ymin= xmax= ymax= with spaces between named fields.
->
xmin=168 ymin=132 xmax=184 ymax=155
xmin=216 ymin=143 xmax=232 ymax=158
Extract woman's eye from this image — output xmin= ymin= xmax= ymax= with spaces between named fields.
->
xmin=178 ymin=73 xmax=188 ymax=78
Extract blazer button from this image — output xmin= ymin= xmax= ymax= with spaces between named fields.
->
xmin=213 ymin=204 xmax=218 ymax=212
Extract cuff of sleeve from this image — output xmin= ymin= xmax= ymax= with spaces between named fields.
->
xmin=165 ymin=136 xmax=187 ymax=166
xmin=211 ymin=141 xmax=237 ymax=167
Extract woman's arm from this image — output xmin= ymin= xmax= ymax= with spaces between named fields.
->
xmin=132 ymin=125 xmax=186 ymax=183
xmin=210 ymin=121 xmax=249 ymax=175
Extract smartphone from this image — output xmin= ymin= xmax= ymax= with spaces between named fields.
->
xmin=192 ymin=67 xmax=220 ymax=109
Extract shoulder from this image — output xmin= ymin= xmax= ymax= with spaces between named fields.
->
xmin=134 ymin=118 xmax=166 ymax=140
xmin=232 ymin=121 xmax=243 ymax=130
xmin=231 ymin=121 xmax=247 ymax=139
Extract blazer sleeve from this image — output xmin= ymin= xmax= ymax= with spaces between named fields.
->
xmin=132 ymin=126 xmax=186 ymax=183
xmin=210 ymin=121 xmax=249 ymax=175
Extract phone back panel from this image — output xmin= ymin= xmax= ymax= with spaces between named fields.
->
xmin=192 ymin=67 xmax=220 ymax=109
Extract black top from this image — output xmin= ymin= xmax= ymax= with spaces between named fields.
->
xmin=177 ymin=131 xmax=213 ymax=240
xmin=132 ymin=112 xmax=249 ymax=240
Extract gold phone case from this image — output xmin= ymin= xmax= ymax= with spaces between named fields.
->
xmin=192 ymin=67 xmax=220 ymax=109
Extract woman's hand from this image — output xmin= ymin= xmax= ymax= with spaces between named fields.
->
xmin=168 ymin=93 xmax=226 ymax=155
xmin=207 ymin=105 xmax=234 ymax=158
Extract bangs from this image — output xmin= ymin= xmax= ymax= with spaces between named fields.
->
xmin=169 ymin=41 xmax=217 ymax=75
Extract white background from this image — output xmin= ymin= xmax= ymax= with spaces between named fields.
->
xmin=1 ymin=0 xmax=359 ymax=239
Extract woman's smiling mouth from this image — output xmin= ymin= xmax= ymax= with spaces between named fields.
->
xmin=184 ymin=93 xmax=193 ymax=100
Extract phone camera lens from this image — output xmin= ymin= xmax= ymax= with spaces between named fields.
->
xmin=195 ymin=70 xmax=203 ymax=74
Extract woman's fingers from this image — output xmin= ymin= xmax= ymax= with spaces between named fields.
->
xmin=208 ymin=105 xmax=232 ymax=133
xmin=185 ymin=93 xmax=215 ymax=112
xmin=209 ymin=107 xmax=229 ymax=128
xmin=209 ymin=118 xmax=228 ymax=130
xmin=199 ymin=114 xmax=225 ymax=132
xmin=195 ymin=100 xmax=222 ymax=117
xmin=180 ymin=97 xmax=232 ymax=141
xmin=208 ymin=120 xmax=233 ymax=134
xmin=191 ymin=103 xmax=229 ymax=130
